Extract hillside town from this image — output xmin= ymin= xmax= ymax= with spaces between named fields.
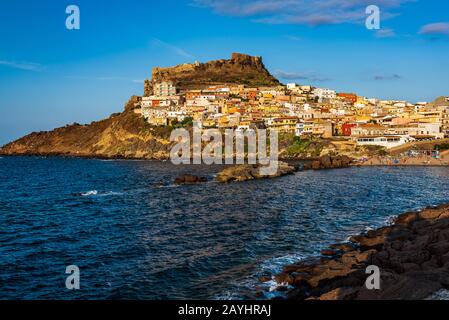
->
xmin=132 ymin=80 xmax=449 ymax=150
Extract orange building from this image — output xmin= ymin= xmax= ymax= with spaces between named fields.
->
xmin=337 ymin=93 xmax=358 ymax=104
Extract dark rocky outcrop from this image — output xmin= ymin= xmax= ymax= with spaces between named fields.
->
xmin=216 ymin=161 xmax=298 ymax=183
xmin=303 ymin=155 xmax=353 ymax=170
xmin=174 ymin=174 xmax=207 ymax=185
xmin=144 ymin=53 xmax=280 ymax=95
xmin=267 ymin=204 xmax=449 ymax=300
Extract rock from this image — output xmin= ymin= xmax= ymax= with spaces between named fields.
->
xmin=438 ymin=229 xmax=449 ymax=242
xmin=395 ymin=212 xmax=419 ymax=226
xmin=147 ymin=53 xmax=280 ymax=95
xmin=341 ymin=251 xmax=359 ymax=266
xmin=440 ymin=252 xmax=449 ymax=266
xmin=303 ymin=155 xmax=353 ymax=171
xmin=350 ymin=234 xmax=385 ymax=250
xmin=174 ymin=174 xmax=207 ymax=184
xmin=421 ymin=257 xmax=440 ymax=271
xmin=391 ymin=249 xmax=431 ymax=265
xmin=259 ymin=276 xmax=271 ymax=283
xmin=387 ymin=228 xmax=413 ymax=242
xmin=320 ymin=249 xmax=340 ymax=257
xmin=329 ymin=243 xmax=356 ymax=252
xmin=355 ymin=250 xmax=377 ymax=264
xmin=428 ymin=241 xmax=449 ymax=256
xmin=286 ymin=285 xmax=309 ymax=300
xmin=274 ymin=273 xmax=294 ymax=285
xmin=311 ymin=160 xmax=321 ymax=170
xmin=274 ymin=204 xmax=449 ymax=300
xmin=319 ymin=287 xmax=357 ymax=300
xmin=372 ymin=250 xmax=389 ymax=266
xmin=402 ymin=263 xmax=421 ymax=272
xmin=216 ymin=162 xmax=297 ymax=183
xmin=419 ymin=209 xmax=443 ymax=220
xmin=320 ymin=155 xmax=332 ymax=168
xmin=358 ymin=274 xmax=442 ymax=300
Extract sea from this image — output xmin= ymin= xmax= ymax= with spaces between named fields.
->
xmin=1 ymin=156 xmax=449 ymax=299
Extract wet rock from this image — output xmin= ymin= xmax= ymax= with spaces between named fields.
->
xmin=274 ymin=273 xmax=294 ymax=285
xmin=329 ymin=243 xmax=356 ymax=253
xmin=259 ymin=276 xmax=271 ymax=283
xmin=320 ymin=249 xmax=340 ymax=257
xmin=174 ymin=174 xmax=207 ymax=184
xmin=349 ymin=234 xmax=385 ymax=250
xmin=273 ymin=204 xmax=449 ymax=300
xmin=395 ymin=212 xmax=419 ymax=226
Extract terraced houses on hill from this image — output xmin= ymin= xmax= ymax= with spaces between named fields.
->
xmin=133 ymin=80 xmax=449 ymax=149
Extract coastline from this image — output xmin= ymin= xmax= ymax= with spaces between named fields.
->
xmin=2 ymin=152 xmax=449 ymax=168
xmin=268 ymin=203 xmax=449 ymax=300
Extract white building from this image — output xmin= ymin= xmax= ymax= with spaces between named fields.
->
xmin=153 ymin=81 xmax=176 ymax=96
xmin=287 ymin=83 xmax=298 ymax=90
xmin=313 ymin=88 xmax=336 ymax=101
xmin=295 ymin=123 xmax=305 ymax=136
xmin=354 ymin=135 xmax=414 ymax=149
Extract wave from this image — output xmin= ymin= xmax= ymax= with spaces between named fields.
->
xmin=81 ymin=190 xmax=98 ymax=196
xmin=155 ymin=184 xmax=180 ymax=189
xmin=79 ymin=190 xmax=123 ymax=197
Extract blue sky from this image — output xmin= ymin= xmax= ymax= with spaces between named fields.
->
xmin=1 ymin=0 xmax=449 ymax=145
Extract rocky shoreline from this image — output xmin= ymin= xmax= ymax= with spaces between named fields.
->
xmin=302 ymin=155 xmax=353 ymax=170
xmin=267 ymin=204 xmax=449 ymax=300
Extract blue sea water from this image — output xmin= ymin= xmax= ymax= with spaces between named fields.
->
xmin=1 ymin=156 xmax=449 ymax=300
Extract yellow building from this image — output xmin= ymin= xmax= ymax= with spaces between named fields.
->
xmin=269 ymin=117 xmax=298 ymax=133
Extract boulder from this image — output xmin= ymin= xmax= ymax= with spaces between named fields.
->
xmin=216 ymin=162 xmax=297 ymax=183
xmin=303 ymin=155 xmax=353 ymax=171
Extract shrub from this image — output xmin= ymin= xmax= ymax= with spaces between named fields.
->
xmin=434 ymin=143 xmax=449 ymax=151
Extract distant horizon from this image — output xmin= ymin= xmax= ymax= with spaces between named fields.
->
xmin=1 ymin=0 xmax=449 ymax=145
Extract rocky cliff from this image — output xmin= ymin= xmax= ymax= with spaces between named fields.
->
xmin=0 ymin=97 xmax=174 ymax=159
xmin=144 ymin=52 xmax=280 ymax=95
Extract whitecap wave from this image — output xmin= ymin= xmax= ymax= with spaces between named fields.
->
xmin=81 ymin=190 xmax=98 ymax=196
xmin=259 ymin=253 xmax=306 ymax=275
xmin=80 ymin=190 xmax=123 ymax=197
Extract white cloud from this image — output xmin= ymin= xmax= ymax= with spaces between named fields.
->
xmin=274 ymin=69 xmax=330 ymax=82
xmin=192 ymin=0 xmax=413 ymax=26
xmin=0 ymin=60 xmax=43 ymax=71
xmin=419 ymin=22 xmax=449 ymax=36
